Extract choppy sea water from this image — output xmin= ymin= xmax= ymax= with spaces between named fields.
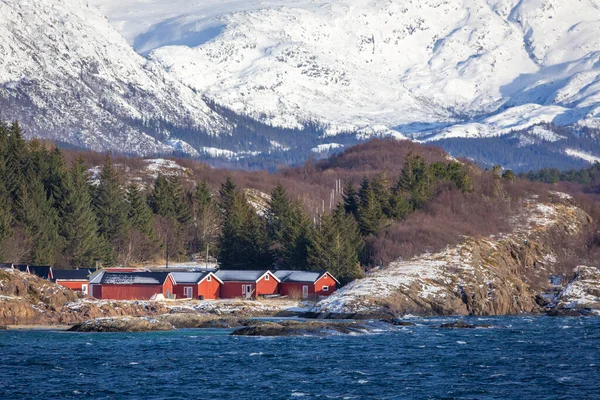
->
xmin=1 ymin=316 xmax=599 ymax=399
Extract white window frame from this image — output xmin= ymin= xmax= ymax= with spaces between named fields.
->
xmin=207 ymin=275 xmax=211 ymax=281
xmin=322 ymin=286 xmax=329 ymax=292
xmin=81 ymin=284 xmax=88 ymax=295
xmin=265 ymin=274 xmax=269 ymax=281
xmin=184 ymin=286 xmax=193 ymax=299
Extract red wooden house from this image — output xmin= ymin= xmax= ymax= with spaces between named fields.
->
xmin=53 ymin=269 xmax=92 ymax=295
xmin=215 ymin=270 xmax=280 ymax=299
xmin=274 ymin=271 xmax=339 ymax=299
xmin=171 ymin=272 xmax=222 ymax=300
xmin=89 ymin=271 xmax=175 ymax=300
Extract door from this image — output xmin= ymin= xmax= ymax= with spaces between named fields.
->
xmin=302 ymin=285 xmax=309 ymax=299
xmin=244 ymin=285 xmax=252 ymax=299
xmin=184 ymin=286 xmax=193 ymax=299
xmin=81 ymin=284 xmax=88 ymax=296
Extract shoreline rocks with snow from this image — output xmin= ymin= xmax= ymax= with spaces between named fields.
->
xmin=547 ymin=266 xmax=600 ymax=316
xmin=311 ymin=199 xmax=592 ymax=319
xmin=68 ymin=317 xmax=175 ymax=332
xmin=231 ymin=320 xmax=370 ymax=337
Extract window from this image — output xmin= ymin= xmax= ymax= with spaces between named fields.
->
xmin=265 ymin=274 xmax=269 ymax=281
xmin=323 ymin=286 xmax=329 ymax=292
xmin=207 ymin=275 xmax=211 ymax=281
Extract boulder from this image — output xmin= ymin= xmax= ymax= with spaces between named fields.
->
xmin=68 ymin=317 xmax=174 ymax=332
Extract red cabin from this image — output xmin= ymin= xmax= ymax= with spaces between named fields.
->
xmin=89 ymin=271 xmax=175 ymax=300
xmin=53 ymin=269 xmax=92 ymax=296
xmin=215 ymin=270 xmax=280 ymax=299
xmin=274 ymin=271 xmax=339 ymax=299
xmin=171 ymin=272 xmax=222 ymax=300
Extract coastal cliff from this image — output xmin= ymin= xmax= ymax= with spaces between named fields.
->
xmin=313 ymin=195 xmax=594 ymax=318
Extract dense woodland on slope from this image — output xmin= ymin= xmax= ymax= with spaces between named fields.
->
xmin=4 ymin=121 xmax=600 ymax=283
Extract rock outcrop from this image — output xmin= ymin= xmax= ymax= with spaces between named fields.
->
xmin=313 ymin=197 xmax=592 ymax=318
xmin=548 ymin=266 xmax=600 ymax=316
xmin=68 ymin=317 xmax=174 ymax=332
xmin=231 ymin=320 xmax=370 ymax=336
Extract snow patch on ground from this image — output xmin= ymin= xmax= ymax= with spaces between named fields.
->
xmin=565 ymin=148 xmax=600 ymax=164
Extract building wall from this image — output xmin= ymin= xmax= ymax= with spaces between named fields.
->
xmin=56 ymin=280 xmax=88 ymax=291
xmin=256 ymin=273 xmax=279 ymax=296
xmin=315 ymin=274 xmax=337 ymax=296
xmin=198 ymin=278 xmax=221 ymax=299
xmin=172 ymin=284 xmax=197 ymax=299
xmin=93 ymin=284 xmax=165 ymax=300
xmin=279 ymin=282 xmax=314 ymax=297
xmin=279 ymin=274 xmax=337 ymax=298
xmin=163 ymin=277 xmax=174 ymax=298
xmin=220 ymin=282 xmax=254 ymax=299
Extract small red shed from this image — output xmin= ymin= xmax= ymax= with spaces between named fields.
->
xmin=171 ymin=272 xmax=222 ymax=300
xmin=215 ymin=270 xmax=280 ymax=299
xmin=89 ymin=271 xmax=175 ymax=300
xmin=274 ymin=271 xmax=339 ymax=299
xmin=53 ymin=269 xmax=92 ymax=295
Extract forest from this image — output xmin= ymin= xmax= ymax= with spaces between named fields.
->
xmin=3 ymin=121 xmax=585 ymax=283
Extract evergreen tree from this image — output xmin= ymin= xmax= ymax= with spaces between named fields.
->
xmin=148 ymin=174 xmax=173 ymax=217
xmin=127 ymin=185 xmax=155 ymax=238
xmin=94 ymin=155 xmax=129 ymax=245
xmin=308 ymin=211 xmax=364 ymax=283
xmin=192 ymin=181 xmax=220 ymax=258
xmin=342 ymin=181 xmax=360 ymax=219
xmin=59 ymin=158 xmax=101 ymax=267
xmin=357 ymin=178 xmax=385 ymax=236
xmin=14 ymin=179 xmax=62 ymax=264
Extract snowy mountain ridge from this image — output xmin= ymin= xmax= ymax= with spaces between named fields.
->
xmin=2 ymin=0 xmax=600 ymax=164
xmin=92 ymin=0 xmax=600 ymax=140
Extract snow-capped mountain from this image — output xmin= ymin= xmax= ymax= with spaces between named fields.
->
xmin=2 ymin=0 xmax=600 ymax=168
xmin=91 ymin=0 xmax=600 ymax=140
xmin=0 ymin=0 xmax=228 ymax=155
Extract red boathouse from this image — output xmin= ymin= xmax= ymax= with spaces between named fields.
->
xmin=274 ymin=271 xmax=339 ymax=299
xmin=53 ymin=269 xmax=92 ymax=295
xmin=215 ymin=270 xmax=280 ymax=299
xmin=171 ymin=272 xmax=222 ymax=300
xmin=89 ymin=271 xmax=175 ymax=300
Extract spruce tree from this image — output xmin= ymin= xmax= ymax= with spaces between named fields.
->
xmin=342 ymin=181 xmax=359 ymax=219
xmin=127 ymin=184 xmax=155 ymax=238
xmin=94 ymin=155 xmax=129 ymax=246
xmin=193 ymin=181 xmax=220 ymax=258
xmin=308 ymin=211 xmax=364 ymax=283
xmin=59 ymin=158 xmax=101 ymax=267
xmin=149 ymin=174 xmax=173 ymax=217
xmin=357 ymin=178 xmax=385 ymax=236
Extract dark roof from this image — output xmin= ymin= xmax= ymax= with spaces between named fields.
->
xmin=171 ymin=272 xmax=214 ymax=284
xmin=99 ymin=272 xmax=171 ymax=285
xmin=215 ymin=270 xmax=278 ymax=282
xmin=0 ymin=263 xmax=13 ymax=269
xmin=53 ymin=269 xmax=92 ymax=281
xmin=274 ymin=270 xmax=340 ymax=284
xmin=14 ymin=264 xmax=29 ymax=272
xmin=28 ymin=265 xmax=53 ymax=279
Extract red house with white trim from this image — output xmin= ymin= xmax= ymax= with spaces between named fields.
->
xmin=274 ymin=271 xmax=339 ymax=299
xmin=89 ymin=271 xmax=175 ymax=300
xmin=215 ymin=270 xmax=280 ymax=299
xmin=53 ymin=269 xmax=92 ymax=295
xmin=171 ymin=272 xmax=222 ymax=300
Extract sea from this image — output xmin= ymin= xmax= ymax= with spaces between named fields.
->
xmin=1 ymin=316 xmax=599 ymax=399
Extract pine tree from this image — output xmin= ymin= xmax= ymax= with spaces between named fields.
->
xmin=388 ymin=187 xmax=412 ymax=220
xmin=357 ymin=178 xmax=385 ymax=236
xmin=308 ymin=212 xmax=364 ymax=283
xmin=59 ymin=158 xmax=101 ymax=267
xmin=14 ymin=179 xmax=62 ymax=264
xmin=94 ymin=155 xmax=129 ymax=246
xmin=342 ymin=181 xmax=359 ymax=219
xmin=148 ymin=174 xmax=173 ymax=217
xmin=127 ymin=185 xmax=155 ymax=238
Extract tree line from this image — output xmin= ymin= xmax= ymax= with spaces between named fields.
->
xmin=0 ymin=122 xmax=473 ymax=283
